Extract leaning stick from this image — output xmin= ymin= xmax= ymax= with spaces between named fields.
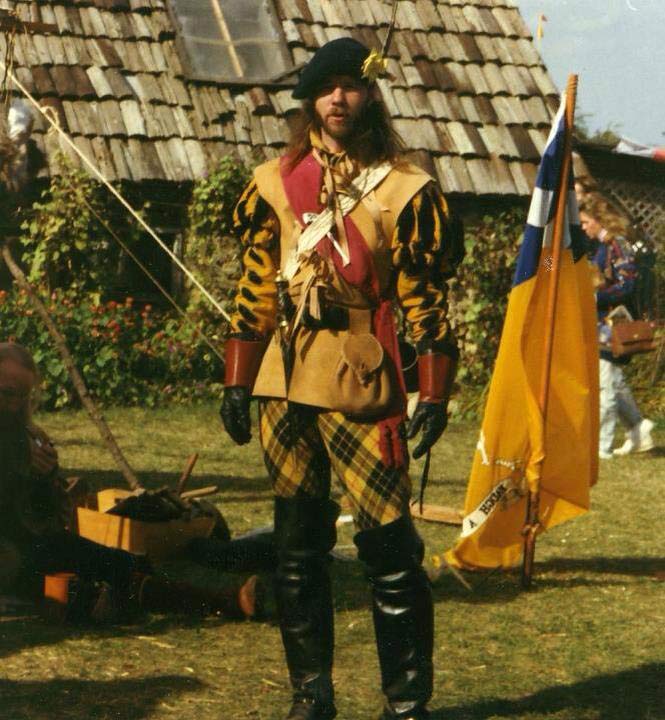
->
xmin=2 ymin=244 xmax=141 ymax=490
xmin=521 ymin=75 xmax=578 ymax=589
xmin=180 ymin=485 xmax=218 ymax=500
xmin=176 ymin=453 xmax=199 ymax=496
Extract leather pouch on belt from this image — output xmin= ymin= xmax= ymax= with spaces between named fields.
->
xmin=334 ymin=333 xmax=395 ymax=421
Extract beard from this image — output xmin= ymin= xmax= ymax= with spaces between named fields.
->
xmin=319 ymin=112 xmax=356 ymax=141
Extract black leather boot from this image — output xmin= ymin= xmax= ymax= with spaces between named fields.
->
xmin=355 ymin=516 xmax=434 ymax=720
xmin=274 ymin=496 xmax=340 ymax=720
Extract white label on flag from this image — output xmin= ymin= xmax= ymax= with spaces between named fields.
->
xmin=460 ymin=478 xmax=514 ymax=538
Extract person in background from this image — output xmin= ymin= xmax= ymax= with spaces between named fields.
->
xmin=579 ymin=196 xmax=654 ymax=459
xmin=0 ymin=341 xmax=259 ymax=620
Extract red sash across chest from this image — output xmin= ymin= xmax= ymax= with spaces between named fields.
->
xmin=280 ymin=153 xmax=407 ymax=468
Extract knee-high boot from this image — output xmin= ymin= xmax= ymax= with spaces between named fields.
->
xmin=354 ymin=516 xmax=434 ymax=720
xmin=273 ymin=496 xmax=339 ymax=720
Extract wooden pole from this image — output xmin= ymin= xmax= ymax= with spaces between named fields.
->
xmin=2 ymin=243 xmax=142 ymax=490
xmin=521 ymin=75 xmax=578 ymax=589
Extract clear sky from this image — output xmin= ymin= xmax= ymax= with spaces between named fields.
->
xmin=516 ymin=0 xmax=665 ymax=146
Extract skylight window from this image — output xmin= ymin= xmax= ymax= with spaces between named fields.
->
xmin=168 ymin=0 xmax=291 ymax=82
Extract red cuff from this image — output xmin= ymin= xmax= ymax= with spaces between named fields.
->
xmin=417 ymin=352 xmax=457 ymax=403
xmin=224 ymin=338 xmax=268 ymax=388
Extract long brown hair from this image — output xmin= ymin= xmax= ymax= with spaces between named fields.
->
xmin=579 ymin=193 xmax=633 ymax=242
xmin=287 ymin=96 xmax=406 ymax=168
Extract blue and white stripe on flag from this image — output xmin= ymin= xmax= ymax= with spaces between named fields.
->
xmin=513 ymin=94 xmax=587 ymax=287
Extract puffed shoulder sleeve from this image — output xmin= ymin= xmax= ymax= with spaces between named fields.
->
xmin=392 ymin=182 xmax=465 ymax=352
xmin=229 ymin=180 xmax=279 ymax=337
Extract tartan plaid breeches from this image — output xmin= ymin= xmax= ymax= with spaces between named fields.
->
xmin=258 ymin=400 xmax=412 ymax=530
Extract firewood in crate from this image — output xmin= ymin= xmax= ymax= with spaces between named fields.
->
xmin=105 ymin=487 xmax=231 ymax=542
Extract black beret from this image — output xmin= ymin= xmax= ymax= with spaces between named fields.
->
xmin=292 ymin=38 xmax=370 ymax=99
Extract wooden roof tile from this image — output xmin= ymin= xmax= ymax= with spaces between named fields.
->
xmin=508 ymin=161 xmax=536 ymax=195
xmin=39 ymin=96 xmax=67 ymax=132
xmin=459 ymin=95 xmax=481 ymax=125
xmin=377 ymin=80 xmax=400 ymax=117
xmin=391 ymin=87 xmax=416 ymax=118
xmin=45 ymin=35 xmax=68 ymax=65
xmin=306 ymin=0 xmax=326 ymax=24
xmin=425 ymin=89 xmax=453 ymax=120
xmin=86 ymin=65 xmax=114 ymax=98
xmin=131 ymin=11 xmax=153 ymax=40
xmin=465 ymin=64 xmax=492 ymax=96
xmin=62 ymin=100 xmax=83 ymax=135
xmin=527 ymin=127 xmax=549 ymax=156
xmin=422 ymin=32 xmax=449 ymax=62
xmin=153 ymin=103 xmax=180 ymax=136
xmin=397 ymin=0 xmax=426 ymax=31
xmin=529 ymin=65 xmax=559 ymax=97
xmin=367 ymin=0 xmax=391 ymax=25
xmin=466 ymin=158 xmax=493 ymax=193
xmin=476 ymin=6 xmax=504 ymax=35
xmin=446 ymin=62 xmax=473 ymax=95
xmin=507 ymin=124 xmax=538 ymax=159
xmin=293 ymin=0 xmax=314 ymax=23
xmin=183 ymin=138 xmax=207 ymax=178
xmin=464 ymin=94 xmax=493 ymax=124
xmin=409 ymin=86 xmax=434 ymax=117
xmin=402 ymin=62 xmax=425 ymax=88
xmin=516 ymin=37 xmax=542 ymax=66
xmin=87 ymin=136 xmax=117 ymax=180
xmin=32 ymin=65 xmax=56 ymax=95
xmin=120 ymin=98 xmax=147 ymax=136
xmin=72 ymin=99 xmax=100 ymax=136
xmin=49 ymin=66 xmax=78 ymax=97
xmin=413 ymin=59 xmax=438 ymax=88
xmin=446 ymin=121 xmax=487 ymax=157
xmin=414 ymin=0 xmax=441 ymax=29
xmin=435 ymin=155 xmax=474 ymax=194
xmin=261 ymin=115 xmax=285 ymax=146
xmin=487 ymin=155 xmax=518 ymax=194
xmin=481 ymin=63 xmax=509 ymax=95
xmin=502 ymin=64 xmax=529 ymax=97
xmin=100 ymin=99 xmax=126 ymax=136
xmin=436 ymin=4 xmax=458 ymax=33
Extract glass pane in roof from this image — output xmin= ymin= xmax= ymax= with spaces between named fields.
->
xmin=168 ymin=0 xmax=291 ymax=81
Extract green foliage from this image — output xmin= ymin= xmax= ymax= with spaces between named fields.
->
xmin=184 ymin=156 xmax=252 ymax=323
xmin=20 ymin=161 xmax=110 ymax=291
xmin=0 ymin=287 xmax=221 ymax=409
xmin=450 ymin=209 xmax=523 ymax=398
xmin=5 ymin=155 xmax=225 ymax=409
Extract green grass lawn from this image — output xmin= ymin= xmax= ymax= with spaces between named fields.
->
xmin=1 ymin=403 xmax=663 ymax=720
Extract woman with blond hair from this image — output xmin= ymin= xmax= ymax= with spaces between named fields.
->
xmin=579 ymin=195 xmax=654 ymax=459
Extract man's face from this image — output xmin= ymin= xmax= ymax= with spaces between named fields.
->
xmin=313 ymin=74 xmax=369 ymax=148
xmin=0 ymin=359 xmax=35 ymax=428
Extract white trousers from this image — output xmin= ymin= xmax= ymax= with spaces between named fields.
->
xmin=599 ymin=359 xmax=642 ymax=454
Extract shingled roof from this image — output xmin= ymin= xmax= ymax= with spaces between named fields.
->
xmin=1 ymin=0 xmax=561 ymax=196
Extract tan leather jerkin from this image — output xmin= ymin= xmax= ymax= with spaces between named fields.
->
xmin=250 ymin=158 xmax=431 ymax=410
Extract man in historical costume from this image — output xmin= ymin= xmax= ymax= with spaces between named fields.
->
xmin=0 ymin=342 xmax=258 ymax=621
xmin=220 ymin=39 xmax=464 ymax=720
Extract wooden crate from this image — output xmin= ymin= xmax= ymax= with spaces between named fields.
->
xmin=76 ymin=489 xmax=215 ymax=559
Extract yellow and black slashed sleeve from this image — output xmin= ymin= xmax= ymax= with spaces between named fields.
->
xmin=230 ymin=180 xmax=280 ymax=338
xmin=392 ymin=182 xmax=465 ymax=353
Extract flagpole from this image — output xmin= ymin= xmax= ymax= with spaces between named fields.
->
xmin=521 ymin=74 xmax=578 ymax=589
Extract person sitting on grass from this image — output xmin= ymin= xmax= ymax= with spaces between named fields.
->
xmin=0 ymin=341 xmax=259 ymax=621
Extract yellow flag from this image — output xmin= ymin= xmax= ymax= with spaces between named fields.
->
xmin=537 ymin=13 xmax=548 ymax=41
xmin=445 ymin=94 xmax=599 ymax=571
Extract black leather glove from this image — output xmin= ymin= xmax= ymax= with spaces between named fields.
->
xmin=220 ymin=386 xmax=252 ymax=445
xmin=406 ymin=401 xmax=448 ymax=459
